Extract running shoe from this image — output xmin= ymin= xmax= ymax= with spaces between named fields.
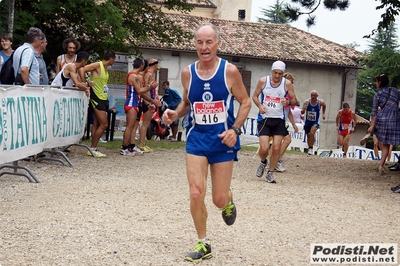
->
xmin=87 ymin=148 xmax=106 ymax=158
xmin=307 ymin=148 xmax=313 ymax=156
xmin=120 ymin=149 xmax=138 ymax=156
xmin=266 ymin=171 xmax=276 ymax=183
xmin=389 ymin=163 xmax=400 ymax=171
xmin=391 ymin=184 xmax=400 ymax=193
xmin=87 ymin=147 xmax=98 ymax=156
xmin=221 ymin=200 xmax=237 ymax=226
xmin=132 ymin=146 xmax=144 ymax=155
xmin=275 ymin=159 xmax=286 ymax=172
xmin=139 ymin=145 xmax=152 ymax=153
xmin=256 ymin=161 xmax=267 ymax=177
xmin=185 ymin=241 xmax=212 ymax=262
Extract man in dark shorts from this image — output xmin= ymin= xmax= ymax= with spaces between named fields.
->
xmin=252 ymin=60 xmax=298 ymax=183
xmin=81 ymin=50 xmax=116 ymax=158
xmin=301 ymin=90 xmax=327 ymax=156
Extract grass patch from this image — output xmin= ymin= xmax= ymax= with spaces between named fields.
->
xmin=241 ymin=145 xmax=258 ymax=152
xmin=82 ymin=138 xmax=186 ymax=151
xmin=82 ymin=138 xmax=259 ymax=152
xmin=81 ymin=137 xmax=303 ymax=155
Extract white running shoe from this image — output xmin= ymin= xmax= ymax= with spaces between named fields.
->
xmin=87 ymin=148 xmax=106 ymax=158
xmin=120 ymin=149 xmax=138 ymax=156
xmin=275 ymin=159 xmax=286 ymax=172
xmin=256 ymin=161 xmax=267 ymax=177
xmin=132 ymin=146 xmax=144 ymax=155
xmin=265 ymin=171 xmax=276 ymax=183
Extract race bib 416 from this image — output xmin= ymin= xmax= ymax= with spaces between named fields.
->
xmin=194 ymin=100 xmax=226 ymax=125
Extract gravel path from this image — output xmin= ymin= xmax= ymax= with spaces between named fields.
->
xmin=0 ymin=146 xmax=399 ymax=265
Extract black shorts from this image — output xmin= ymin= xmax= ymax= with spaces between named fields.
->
xmin=304 ymin=124 xmax=319 ymax=134
xmin=90 ymin=88 xmax=109 ymax=111
xmin=90 ymin=98 xmax=109 ymax=112
xmin=257 ymin=118 xmax=288 ymax=137
xmin=137 ymin=104 xmax=149 ymax=120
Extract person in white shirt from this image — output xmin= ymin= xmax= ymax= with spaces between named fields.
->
xmin=252 ymin=61 xmax=298 ymax=183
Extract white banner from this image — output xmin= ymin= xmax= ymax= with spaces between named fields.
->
xmin=318 ymin=146 xmax=400 ymax=162
xmin=240 ymin=117 xmax=400 ymax=162
xmin=0 ymin=85 xmax=88 ymax=164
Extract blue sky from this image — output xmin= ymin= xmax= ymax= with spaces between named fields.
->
xmin=251 ymin=0 xmax=400 ymax=52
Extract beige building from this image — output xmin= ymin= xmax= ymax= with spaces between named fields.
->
xmin=146 ymin=0 xmax=252 ymax=22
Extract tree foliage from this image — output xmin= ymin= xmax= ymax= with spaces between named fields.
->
xmin=282 ymin=0 xmax=399 ymax=36
xmin=257 ymin=0 xmax=289 ymax=24
xmin=283 ymin=0 xmax=349 ymax=28
xmin=0 ymin=0 xmax=194 ymax=68
xmin=356 ymin=23 xmax=400 ymax=119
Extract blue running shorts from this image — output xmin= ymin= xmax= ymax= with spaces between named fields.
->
xmin=186 ymin=148 xmax=238 ymax=164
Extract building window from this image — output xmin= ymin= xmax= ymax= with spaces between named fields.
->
xmin=238 ymin=9 xmax=246 ymax=21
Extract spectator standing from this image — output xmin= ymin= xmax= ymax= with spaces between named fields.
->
xmin=138 ymin=58 xmax=161 ymax=152
xmin=252 ymin=60 xmax=298 ymax=183
xmin=161 ymin=80 xmax=182 ymax=141
xmin=367 ymin=74 xmax=400 ymax=176
xmin=301 ymin=90 xmax=326 ymax=156
xmin=335 ymin=102 xmax=357 ymax=158
xmin=12 ymin=29 xmax=44 ymax=160
xmin=120 ymin=57 xmax=146 ymax=156
xmin=130 ymin=59 xmax=149 ymax=151
xmin=81 ymin=50 xmax=116 ymax=158
xmin=0 ymin=33 xmax=13 ymax=73
xmin=56 ymin=38 xmax=80 ymax=75
xmin=162 ymin=24 xmax=251 ymax=262
xmin=12 ymin=27 xmax=44 ymax=85
xmin=34 ymin=33 xmax=49 ymax=85
xmin=372 ymin=107 xmax=394 ymax=162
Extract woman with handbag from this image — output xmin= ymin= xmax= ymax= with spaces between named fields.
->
xmin=368 ymin=74 xmax=400 ymax=176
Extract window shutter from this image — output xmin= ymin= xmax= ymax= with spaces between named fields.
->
xmin=158 ymin=68 xmax=168 ymax=96
xmin=241 ymin=70 xmax=251 ymax=96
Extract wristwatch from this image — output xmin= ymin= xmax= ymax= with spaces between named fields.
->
xmin=231 ymin=126 xmax=242 ymax=135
